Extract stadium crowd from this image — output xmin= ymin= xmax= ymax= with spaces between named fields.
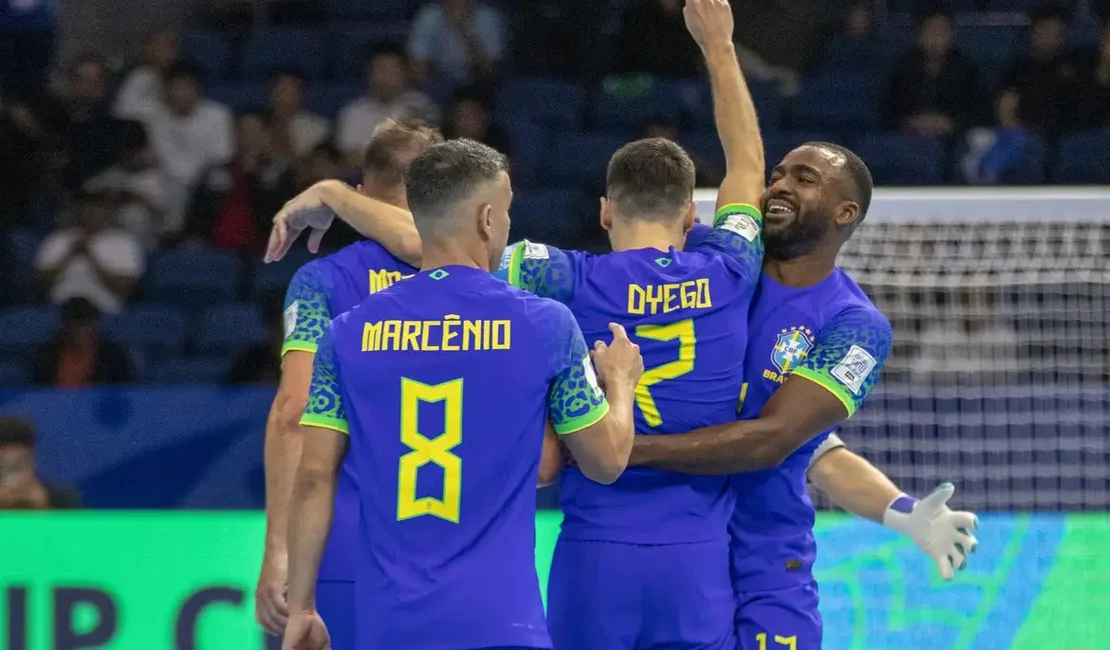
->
xmin=0 ymin=0 xmax=1109 ymax=389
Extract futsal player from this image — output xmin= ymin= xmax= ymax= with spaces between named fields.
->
xmin=634 ymin=141 xmax=980 ymax=650
xmin=283 ymin=139 xmax=644 ymax=650
xmin=255 ymin=119 xmax=441 ymax=649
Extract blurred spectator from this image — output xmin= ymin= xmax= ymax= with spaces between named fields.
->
xmin=883 ymin=7 xmax=989 ymax=137
xmin=1001 ymin=3 xmax=1078 ymax=133
xmin=0 ymin=0 xmax=56 ymax=98
xmin=0 ymin=417 xmax=81 ymax=510
xmin=913 ymin=289 xmax=1019 ymax=378
xmin=1072 ymin=16 xmax=1110 ymax=129
xmin=267 ymin=68 xmax=330 ymax=160
xmin=226 ymin=295 xmax=284 ymax=384
xmin=142 ymin=62 xmax=234 ymax=233
xmin=337 ymin=44 xmax=438 ymax=165
xmin=294 ymin=142 xmax=346 ymax=192
xmin=616 ymin=0 xmax=702 ymax=79
xmin=407 ymin=0 xmax=505 ymax=91
xmin=55 ymin=54 xmax=126 ymax=190
xmin=442 ymin=86 xmax=509 ymax=156
xmin=842 ymin=2 xmax=874 ymax=39
xmin=84 ymin=120 xmax=168 ymax=249
xmin=35 ymin=188 xmax=144 ymax=314
xmin=643 ymin=117 xmax=723 ymax=187
xmin=112 ymin=28 xmax=180 ymax=121
xmin=183 ymin=111 xmax=294 ymax=252
xmin=0 ymin=95 xmax=53 ymax=231
xmin=30 ymin=297 xmax=134 ymax=387
xmin=960 ymin=90 xmax=1033 ymax=185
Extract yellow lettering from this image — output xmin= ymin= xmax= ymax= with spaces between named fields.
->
xmin=626 ymin=280 xmax=712 ymax=315
xmin=420 ymin=321 xmax=440 ymax=351
xmin=628 ymin=284 xmax=645 ymax=315
xmin=362 ymin=322 xmax=382 ymax=351
xmin=662 ymin=283 xmax=678 ymax=313
xmin=645 ymin=285 xmax=664 ymax=315
xmin=401 ymin=321 xmax=421 ymax=351
xmin=382 ymin=320 xmax=402 ymax=350
xmin=696 ymin=278 xmax=711 ymax=308
xmin=369 ymin=269 xmax=414 ymax=294
xmin=492 ymin=320 xmax=511 ymax=350
xmin=462 ymin=320 xmax=481 ymax=351
xmin=680 ymin=281 xmax=696 ymax=308
xmin=442 ymin=315 xmax=460 ymax=351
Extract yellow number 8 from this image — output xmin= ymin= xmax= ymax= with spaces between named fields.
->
xmin=397 ymin=377 xmax=463 ymax=523
xmin=634 ymin=319 xmax=696 ymax=427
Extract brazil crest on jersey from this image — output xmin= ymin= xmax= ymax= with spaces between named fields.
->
xmin=498 ymin=203 xmax=764 ymax=544
xmin=281 ymin=240 xmax=415 ymax=581
xmin=730 ymin=268 xmax=892 ymax=591
xmin=300 ymin=266 xmax=609 ymax=650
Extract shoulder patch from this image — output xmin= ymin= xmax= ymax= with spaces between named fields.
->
xmin=283 ymin=303 xmax=298 ymax=339
xmin=718 ymin=212 xmax=760 ymax=242
xmin=582 ymin=355 xmax=603 ymax=398
xmin=830 ymin=344 xmax=877 ymax=395
xmin=524 ymin=241 xmax=549 ymax=260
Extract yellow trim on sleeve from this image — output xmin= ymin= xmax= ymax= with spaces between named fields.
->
xmin=299 ymin=414 xmax=350 ymax=435
xmin=554 ymin=400 xmax=611 ymax=436
xmin=507 ymin=241 xmax=526 ymax=288
xmin=713 ymin=202 xmax=763 ymax=226
xmin=790 ymin=368 xmax=856 ymax=417
xmin=281 ymin=341 xmax=319 ymax=357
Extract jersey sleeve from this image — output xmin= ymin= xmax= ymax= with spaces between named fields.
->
xmin=300 ymin=328 xmax=350 ymax=434
xmin=687 ymin=203 xmax=764 ymax=283
xmin=494 ymin=239 xmax=578 ymax=303
xmin=545 ymin=302 xmax=610 ymax=435
xmin=791 ymin=307 xmax=893 ymax=417
xmin=281 ymin=261 xmax=333 ymax=356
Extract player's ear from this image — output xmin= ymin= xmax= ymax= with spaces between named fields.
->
xmin=599 ymin=197 xmax=612 ymax=232
xmin=478 ymin=203 xmax=494 ymax=240
xmin=834 ymin=201 xmax=859 ymax=229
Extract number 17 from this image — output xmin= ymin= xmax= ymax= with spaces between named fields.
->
xmin=757 ymin=633 xmax=797 ymax=650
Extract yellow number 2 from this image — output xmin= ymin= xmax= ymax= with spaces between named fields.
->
xmin=756 ymin=633 xmax=798 ymax=650
xmin=634 ymin=319 xmax=696 ymax=427
xmin=397 ymin=377 xmax=463 ymax=523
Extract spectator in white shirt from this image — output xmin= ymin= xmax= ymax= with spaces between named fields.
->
xmin=143 ymin=62 xmax=234 ymax=234
xmin=407 ymin=0 xmax=505 ymax=91
xmin=112 ymin=28 xmax=180 ymax=121
xmin=336 ymin=44 xmax=438 ymax=165
xmin=34 ymin=188 xmax=145 ymax=315
xmin=267 ymin=68 xmax=330 ymax=160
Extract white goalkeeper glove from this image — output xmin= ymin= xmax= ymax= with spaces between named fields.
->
xmin=882 ymin=483 xmax=979 ymax=580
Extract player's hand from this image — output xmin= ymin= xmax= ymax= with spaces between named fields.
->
xmin=683 ymin=0 xmax=735 ymax=51
xmin=283 ymin=611 xmax=330 ymax=650
xmin=265 ymin=181 xmax=345 ymax=263
xmin=884 ymin=483 xmax=979 ymax=580
xmin=590 ymin=323 xmax=644 ymax=388
xmin=255 ymin=551 xmax=289 ymax=635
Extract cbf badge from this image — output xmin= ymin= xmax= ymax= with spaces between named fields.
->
xmin=771 ymin=326 xmax=814 ymax=374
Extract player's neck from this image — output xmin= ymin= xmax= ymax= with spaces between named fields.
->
xmin=762 ymin=251 xmax=837 ymax=288
xmin=608 ymin=222 xmax=685 ymax=253
xmin=419 ymin=242 xmax=490 ymax=273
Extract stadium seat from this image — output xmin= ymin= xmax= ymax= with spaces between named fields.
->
xmin=241 ymin=29 xmax=327 ymax=79
xmin=590 ymin=79 xmax=699 ymax=132
xmin=103 ymin=306 xmax=189 ymax=359
xmin=147 ymin=356 xmax=233 ymax=384
xmin=0 ymin=360 xmax=28 ymax=387
xmin=306 ymin=81 xmax=364 ymax=120
xmin=821 ymin=36 xmax=893 ymax=73
xmin=197 ymin=304 xmax=267 ymax=353
xmin=853 ymin=132 xmax=946 ymax=186
xmin=495 ymin=79 xmax=586 ymax=132
xmin=761 ymin=131 xmax=838 ymax=171
xmin=206 ymin=82 xmax=267 ymax=112
xmin=6 ymin=229 xmax=40 ymax=301
xmin=689 ymin=80 xmax=782 ymax=134
xmin=956 ymin=25 xmax=1023 ymax=82
xmin=791 ymin=70 xmax=880 ymax=134
xmin=1052 ymin=132 xmax=1110 ymax=184
xmin=249 ymin=251 xmax=315 ymax=301
xmin=182 ymin=31 xmax=233 ymax=81
xmin=324 ymin=0 xmax=416 ymax=21
xmin=327 ymin=21 xmax=412 ymax=79
xmin=0 ymin=307 xmax=58 ymax=357
xmin=680 ymin=132 xmax=726 ymax=173
xmin=144 ymin=249 xmax=242 ymax=309
xmin=509 ymin=189 xmax=587 ymax=246
xmin=543 ymin=133 xmax=626 ymax=188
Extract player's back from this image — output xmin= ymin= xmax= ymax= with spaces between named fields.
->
xmin=329 ymin=266 xmax=561 ymax=650
xmin=559 ymin=247 xmax=752 ymax=544
xmin=283 ymin=240 xmax=416 ymax=582
xmin=731 ymin=268 xmax=891 ymax=590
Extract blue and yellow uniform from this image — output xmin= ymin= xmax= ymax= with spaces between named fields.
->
xmin=281 ymin=241 xmax=415 ymax=650
xmin=498 ymin=204 xmax=764 ymax=650
xmin=719 ymin=267 xmax=892 ymax=650
xmin=300 ymin=265 xmax=610 ymax=650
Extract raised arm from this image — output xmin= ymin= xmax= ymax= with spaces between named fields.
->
xmin=684 ymin=0 xmax=764 ymax=211
xmin=495 ymin=240 xmax=578 ymax=303
xmin=265 ymin=180 xmax=421 ymax=265
xmin=632 ymin=307 xmax=892 ymax=474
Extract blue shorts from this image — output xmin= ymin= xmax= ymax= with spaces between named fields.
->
xmin=316 ymin=580 xmax=354 ymax=650
xmin=734 ymin=582 xmax=822 ymax=650
xmin=547 ymin=539 xmax=735 ymax=650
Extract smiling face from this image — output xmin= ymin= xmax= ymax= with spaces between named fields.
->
xmin=761 ymin=144 xmax=862 ymax=261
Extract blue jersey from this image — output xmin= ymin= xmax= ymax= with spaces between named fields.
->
xmin=281 ymin=241 xmax=416 ymax=581
xmin=730 ymin=268 xmax=892 ymax=590
xmin=300 ymin=266 xmax=610 ymax=650
xmin=499 ymin=204 xmax=764 ymax=544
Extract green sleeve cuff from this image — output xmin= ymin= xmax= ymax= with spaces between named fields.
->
xmin=553 ymin=401 xmax=610 ymax=436
xmin=713 ymin=202 xmax=763 ymax=227
xmin=791 ymin=368 xmax=856 ymax=417
xmin=281 ymin=341 xmax=319 ymax=357
xmin=506 ymin=242 xmax=526 ymax=289
xmin=300 ymin=414 xmax=350 ymax=435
